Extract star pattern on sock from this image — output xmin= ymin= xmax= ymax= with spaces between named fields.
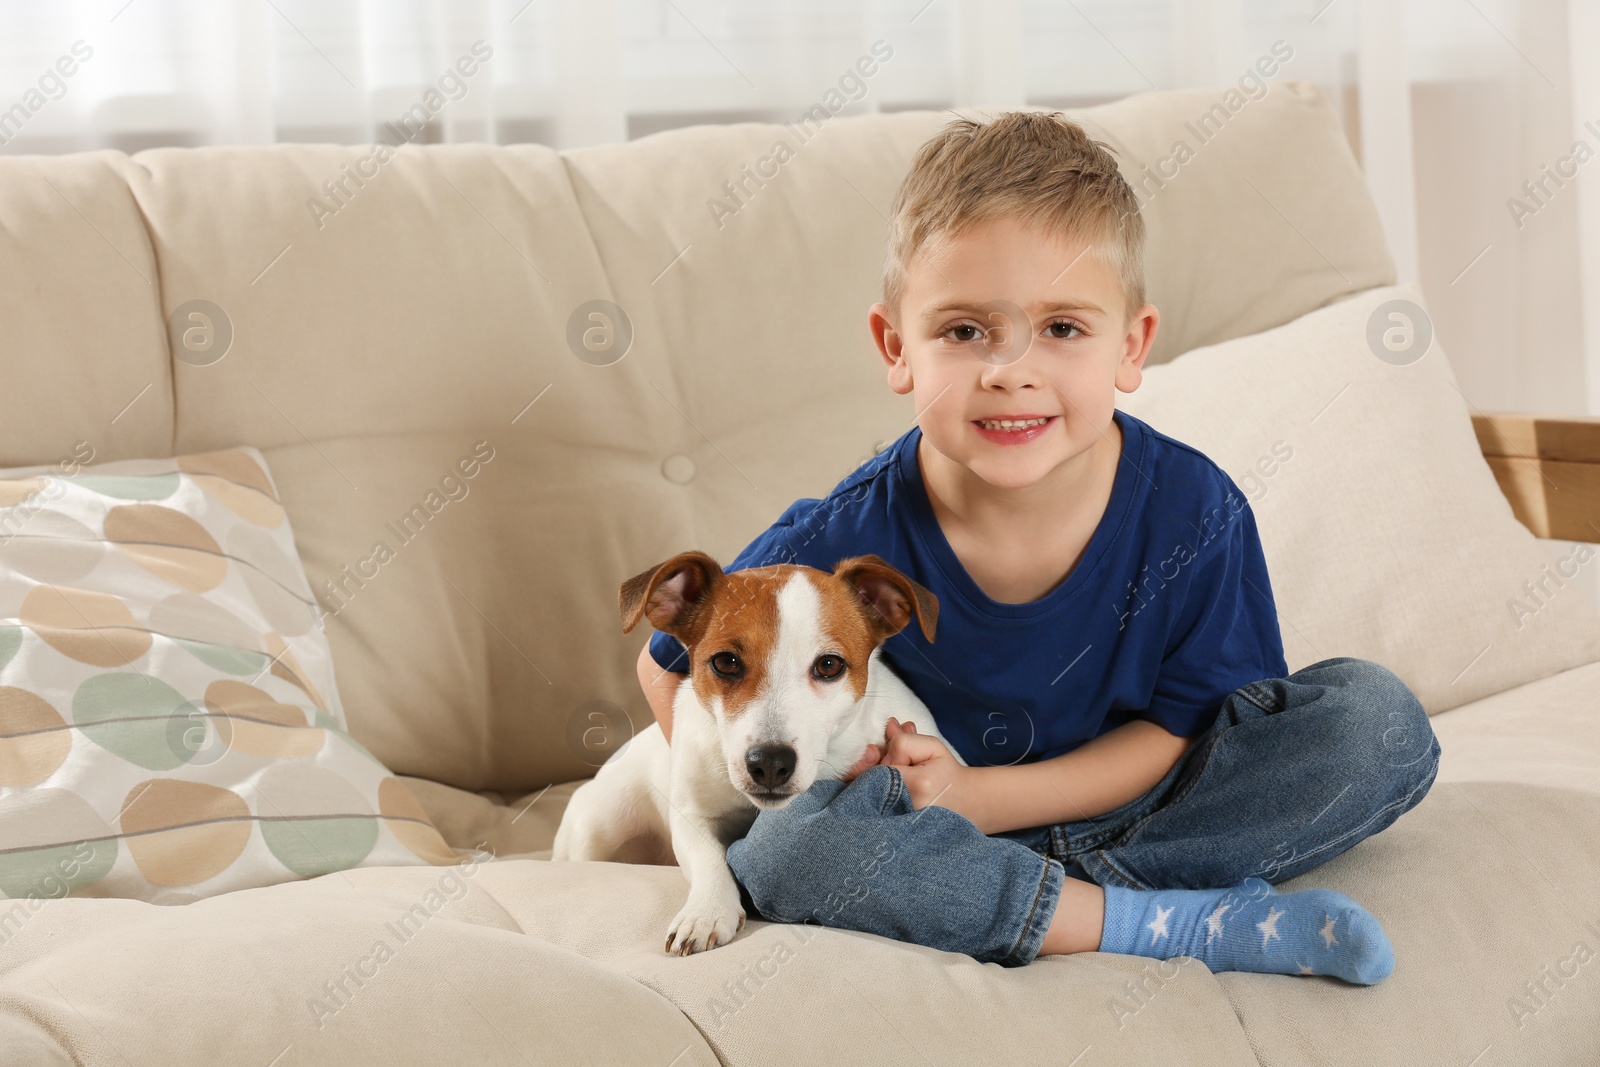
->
xmin=1097 ymin=878 xmax=1395 ymax=986
xmin=1256 ymin=905 xmax=1283 ymax=946
xmin=1147 ymin=903 xmax=1173 ymax=945
xmin=1205 ymin=901 xmax=1232 ymax=944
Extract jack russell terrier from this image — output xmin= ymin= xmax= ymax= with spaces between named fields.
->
xmin=551 ymin=549 xmax=965 ymax=956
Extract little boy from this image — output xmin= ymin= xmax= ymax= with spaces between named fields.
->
xmin=639 ymin=111 xmax=1439 ymax=981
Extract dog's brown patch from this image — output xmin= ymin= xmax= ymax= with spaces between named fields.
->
xmin=686 ymin=566 xmax=783 ymax=719
xmin=804 ymin=568 xmax=884 ymax=704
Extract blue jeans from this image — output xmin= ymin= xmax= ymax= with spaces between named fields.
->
xmin=725 ymin=656 xmax=1441 ymax=967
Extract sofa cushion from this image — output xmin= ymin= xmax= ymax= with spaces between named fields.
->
xmin=0 ymin=447 xmax=456 ymax=903
xmin=0 ymin=151 xmax=172 ymax=469
xmin=0 ymin=852 xmax=1261 ymax=1066
xmin=0 ymin=856 xmax=719 ymax=1066
xmin=71 ymin=82 xmax=1388 ymax=794
xmin=1215 ymin=659 xmax=1600 ymax=1061
xmin=1117 ymin=285 xmax=1600 ymax=714
xmin=1221 ymin=780 xmax=1600 ymax=1064
xmin=1429 ymin=658 xmax=1600 ymax=795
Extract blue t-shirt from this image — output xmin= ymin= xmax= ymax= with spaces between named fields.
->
xmin=648 ymin=408 xmax=1288 ymax=768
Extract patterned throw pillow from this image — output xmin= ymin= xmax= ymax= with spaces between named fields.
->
xmin=0 ymin=446 xmax=458 ymax=904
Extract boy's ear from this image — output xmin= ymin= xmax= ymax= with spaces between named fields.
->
xmin=1118 ymin=302 xmax=1159 ymax=394
xmin=869 ymin=302 xmax=915 ymax=396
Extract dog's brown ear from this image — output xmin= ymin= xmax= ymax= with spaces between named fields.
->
xmin=834 ymin=555 xmax=938 ymax=643
xmin=619 ymin=550 xmax=725 ymax=642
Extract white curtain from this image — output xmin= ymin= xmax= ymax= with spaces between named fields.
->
xmin=0 ymin=0 xmax=1595 ymax=422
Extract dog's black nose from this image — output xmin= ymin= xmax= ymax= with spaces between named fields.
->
xmin=745 ymin=744 xmax=796 ymax=788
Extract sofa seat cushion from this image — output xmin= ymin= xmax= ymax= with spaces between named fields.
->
xmin=1429 ymin=659 xmax=1600 ymax=795
xmin=485 ymin=860 xmax=1259 ymax=1065
xmin=0 ymin=853 xmax=1259 ymax=1067
xmin=395 ymin=772 xmax=581 ymax=861
xmin=457 ymin=760 xmax=1600 ymax=1066
xmin=1220 ymin=781 xmax=1600 ymax=1064
xmin=1216 ymin=662 xmax=1600 ymax=1063
xmin=0 ymin=858 xmax=718 ymax=1066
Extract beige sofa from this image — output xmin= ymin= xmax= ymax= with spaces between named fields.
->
xmin=3 ymin=84 xmax=1598 ymax=1065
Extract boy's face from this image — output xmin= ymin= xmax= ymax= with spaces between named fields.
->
xmin=869 ymin=214 xmax=1158 ymax=492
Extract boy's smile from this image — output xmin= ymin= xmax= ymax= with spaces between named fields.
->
xmin=869 ymin=214 xmax=1159 ymax=521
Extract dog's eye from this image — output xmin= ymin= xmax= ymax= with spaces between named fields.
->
xmin=813 ymin=654 xmax=846 ymax=680
xmin=709 ymin=651 xmax=742 ymax=678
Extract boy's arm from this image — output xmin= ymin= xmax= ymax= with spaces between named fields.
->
xmin=960 ymin=721 xmax=1194 ymax=835
xmin=637 ymin=643 xmax=683 ymax=745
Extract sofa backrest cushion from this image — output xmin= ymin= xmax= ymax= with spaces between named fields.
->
xmin=0 ymin=84 xmax=1395 ymax=791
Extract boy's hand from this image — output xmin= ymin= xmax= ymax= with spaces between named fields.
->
xmin=837 ymin=720 xmax=922 ymax=784
xmin=840 ymin=741 xmax=885 ymax=782
xmin=855 ymin=718 xmax=977 ymax=823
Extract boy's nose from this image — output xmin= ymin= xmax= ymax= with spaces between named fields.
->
xmin=976 ymin=298 xmax=1031 ymax=365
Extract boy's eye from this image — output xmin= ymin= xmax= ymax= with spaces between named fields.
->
xmin=943 ymin=319 xmax=1084 ymax=344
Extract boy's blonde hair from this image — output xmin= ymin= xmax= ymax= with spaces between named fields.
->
xmin=882 ymin=110 xmax=1146 ymax=321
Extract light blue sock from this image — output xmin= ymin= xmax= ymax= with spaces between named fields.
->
xmin=1097 ymin=876 xmax=1395 ymax=985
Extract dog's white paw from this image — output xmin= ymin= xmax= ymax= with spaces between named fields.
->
xmin=665 ymin=890 xmax=747 ymax=956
